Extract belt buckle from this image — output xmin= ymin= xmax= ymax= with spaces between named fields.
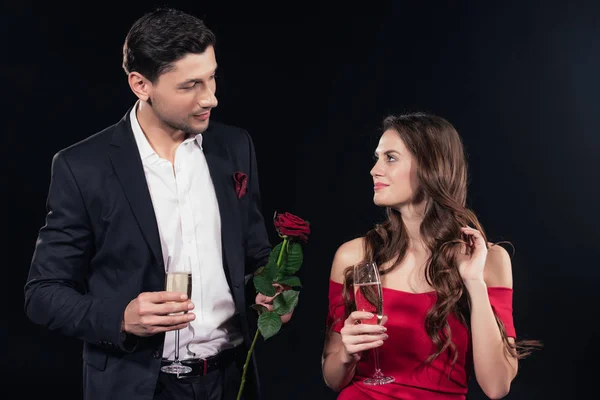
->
xmin=175 ymin=358 xmax=208 ymax=380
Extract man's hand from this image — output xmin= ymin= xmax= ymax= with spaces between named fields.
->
xmin=122 ymin=291 xmax=195 ymax=337
xmin=255 ymin=284 xmax=295 ymax=324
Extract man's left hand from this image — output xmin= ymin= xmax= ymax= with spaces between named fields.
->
xmin=255 ymin=284 xmax=295 ymax=324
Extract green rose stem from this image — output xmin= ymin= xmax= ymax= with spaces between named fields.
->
xmin=236 ymin=237 xmax=288 ymax=400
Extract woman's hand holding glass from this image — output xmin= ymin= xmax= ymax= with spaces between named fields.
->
xmin=339 ymin=312 xmax=389 ymax=363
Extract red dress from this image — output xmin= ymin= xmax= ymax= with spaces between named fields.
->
xmin=327 ymin=279 xmax=516 ymax=399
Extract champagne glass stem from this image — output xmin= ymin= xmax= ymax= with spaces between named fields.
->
xmin=373 ymin=347 xmax=381 ymax=373
xmin=174 ymin=330 xmax=180 ymax=362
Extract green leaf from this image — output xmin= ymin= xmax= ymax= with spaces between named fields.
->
xmin=274 ymin=276 xmax=302 ymax=288
xmin=257 ymin=311 xmax=282 ymax=340
xmin=254 ymin=266 xmax=265 ymax=276
xmin=282 ymin=242 xmax=303 ymax=275
xmin=264 ymin=260 xmax=278 ymax=281
xmin=273 ymin=290 xmax=300 ymax=316
xmin=268 ymin=243 xmax=283 ymax=266
xmin=250 ymin=304 xmax=269 ymax=314
xmin=253 ymin=275 xmax=276 ymax=296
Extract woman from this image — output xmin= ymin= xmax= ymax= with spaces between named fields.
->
xmin=322 ymin=113 xmax=539 ymax=399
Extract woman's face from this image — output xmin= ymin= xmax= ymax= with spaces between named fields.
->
xmin=370 ymin=129 xmax=420 ymax=209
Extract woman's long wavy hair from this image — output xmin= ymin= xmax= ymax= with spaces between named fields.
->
xmin=339 ymin=112 xmax=540 ymax=368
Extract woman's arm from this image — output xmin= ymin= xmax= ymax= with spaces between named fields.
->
xmin=464 ymin=236 xmax=518 ymax=399
xmin=321 ymin=238 xmax=388 ymax=391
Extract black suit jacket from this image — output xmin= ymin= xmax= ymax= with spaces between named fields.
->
xmin=24 ymin=108 xmax=271 ymax=400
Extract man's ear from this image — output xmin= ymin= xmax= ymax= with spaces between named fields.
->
xmin=128 ymin=72 xmax=151 ymax=101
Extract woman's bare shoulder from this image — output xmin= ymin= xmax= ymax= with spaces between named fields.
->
xmin=330 ymin=237 xmax=366 ymax=284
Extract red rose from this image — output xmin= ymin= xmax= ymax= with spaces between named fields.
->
xmin=273 ymin=212 xmax=310 ymax=242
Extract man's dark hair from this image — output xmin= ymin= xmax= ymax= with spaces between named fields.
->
xmin=122 ymin=8 xmax=216 ymax=83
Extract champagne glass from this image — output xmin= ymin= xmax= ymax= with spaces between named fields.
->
xmin=353 ymin=261 xmax=394 ymax=385
xmin=160 ymin=256 xmax=193 ymax=374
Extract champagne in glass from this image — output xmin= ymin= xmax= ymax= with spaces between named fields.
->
xmin=161 ymin=256 xmax=193 ymax=374
xmin=165 ymin=272 xmax=192 ymax=313
xmin=353 ymin=261 xmax=394 ymax=385
xmin=353 ymin=282 xmax=381 ymax=325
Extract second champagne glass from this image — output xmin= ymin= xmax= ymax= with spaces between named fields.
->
xmin=160 ymin=256 xmax=193 ymax=374
xmin=353 ymin=261 xmax=395 ymax=385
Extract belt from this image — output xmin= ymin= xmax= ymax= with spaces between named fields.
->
xmin=160 ymin=346 xmax=241 ymax=377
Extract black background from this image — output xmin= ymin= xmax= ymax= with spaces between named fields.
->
xmin=4 ymin=1 xmax=599 ymax=398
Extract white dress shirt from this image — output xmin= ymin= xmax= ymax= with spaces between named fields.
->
xmin=130 ymin=104 xmax=243 ymax=359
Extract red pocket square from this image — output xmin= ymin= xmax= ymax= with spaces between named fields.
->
xmin=233 ymin=172 xmax=248 ymax=199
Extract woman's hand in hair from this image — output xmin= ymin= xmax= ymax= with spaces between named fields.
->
xmin=457 ymin=226 xmax=488 ymax=285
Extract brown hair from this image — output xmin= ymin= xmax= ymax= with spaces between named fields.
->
xmin=337 ymin=112 xmax=540 ymax=368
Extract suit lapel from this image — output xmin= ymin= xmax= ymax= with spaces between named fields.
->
xmin=108 ymin=110 xmax=164 ymax=269
xmin=202 ymin=125 xmax=243 ymax=288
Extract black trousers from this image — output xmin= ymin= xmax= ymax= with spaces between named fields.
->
xmin=153 ymin=361 xmax=244 ymax=400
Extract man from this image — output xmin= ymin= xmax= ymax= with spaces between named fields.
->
xmin=24 ymin=7 xmax=284 ymax=400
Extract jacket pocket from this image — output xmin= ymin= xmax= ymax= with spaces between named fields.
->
xmin=83 ymin=344 xmax=108 ymax=371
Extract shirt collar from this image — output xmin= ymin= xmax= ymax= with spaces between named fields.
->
xmin=130 ymin=101 xmax=158 ymax=161
xmin=183 ymin=132 xmax=204 ymax=150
